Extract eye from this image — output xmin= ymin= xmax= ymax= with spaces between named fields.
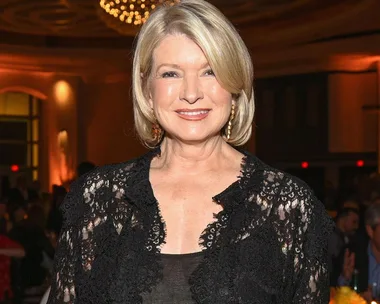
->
xmin=204 ymin=69 xmax=215 ymax=76
xmin=161 ymin=71 xmax=178 ymax=78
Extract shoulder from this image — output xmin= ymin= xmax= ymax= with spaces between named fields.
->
xmin=81 ymin=155 xmax=144 ymax=186
xmin=246 ymin=153 xmax=314 ymax=200
xmin=249 ymin=155 xmax=334 ymax=249
xmin=74 ymin=158 xmax=139 ymax=194
xmin=60 ymin=156 xmax=145 ymax=225
xmin=246 ymin=153 xmax=330 ymax=226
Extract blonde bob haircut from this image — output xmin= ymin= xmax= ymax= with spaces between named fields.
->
xmin=133 ymin=0 xmax=254 ymax=148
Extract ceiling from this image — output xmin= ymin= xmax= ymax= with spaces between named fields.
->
xmin=0 ymin=0 xmax=379 ymax=49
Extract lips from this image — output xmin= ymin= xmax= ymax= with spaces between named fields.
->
xmin=177 ymin=110 xmax=209 ymax=115
xmin=175 ymin=109 xmax=211 ymax=121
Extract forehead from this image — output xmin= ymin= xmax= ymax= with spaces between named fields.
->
xmin=152 ymin=34 xmax=208 ymax=66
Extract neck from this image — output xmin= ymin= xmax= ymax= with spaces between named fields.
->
xmin=154 ymin=136 xmax=239 ymax=174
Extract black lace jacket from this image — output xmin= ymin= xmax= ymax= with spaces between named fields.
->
xmin=47 ymin=149 xmax=333 ymax=304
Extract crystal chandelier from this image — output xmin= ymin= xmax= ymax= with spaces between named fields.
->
xmin=98 ymin=0 xmax=178 ymax=35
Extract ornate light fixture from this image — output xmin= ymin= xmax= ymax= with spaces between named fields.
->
xmin=98 ymin=0 xmax=178 ymax=36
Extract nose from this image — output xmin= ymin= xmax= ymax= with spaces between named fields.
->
xmin=179 ymin=74 xmax=203 ymax=104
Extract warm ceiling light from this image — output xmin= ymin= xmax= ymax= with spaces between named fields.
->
xmin=98 ymin=0 xmax=178 ymax=35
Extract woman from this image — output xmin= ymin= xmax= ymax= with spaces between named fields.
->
xmin=0 ymin=234 xmax=25 ymax=303
xmin=47 ymin=1 xmax=333 ymax=303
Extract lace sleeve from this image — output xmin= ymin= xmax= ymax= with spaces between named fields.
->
xmin=47 ymin=179 xmax=83 ymax=304
xmin=286 ymin=178 xmax=334 ymax=303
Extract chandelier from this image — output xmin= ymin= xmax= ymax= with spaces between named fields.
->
xmin=98 ymin=0 xmax=178 ymax=36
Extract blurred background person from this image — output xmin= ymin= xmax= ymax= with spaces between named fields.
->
xmin=337 ymin=201 xmax=380 ymax=302
xmin=8 ymin=204 xmax=55 ymax=304
xmin=0 ymin=230 xmax=25 ymax=304
xmin=329 ymin=207 xmax=360 ymax=286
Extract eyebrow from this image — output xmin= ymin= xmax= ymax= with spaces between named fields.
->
xmin=155 ymin=62 xmax=210 ymax=71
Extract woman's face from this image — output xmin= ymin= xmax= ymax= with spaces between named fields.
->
xmin=149 ymin=34 xmax=234 ymax=144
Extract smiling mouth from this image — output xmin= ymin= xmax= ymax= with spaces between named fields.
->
xmin=176 ymin=110 xmax=209 ymax=115
xmin=175 ymin=109 xmax=211 ymax=120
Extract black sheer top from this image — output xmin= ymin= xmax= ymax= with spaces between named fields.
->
xmin=47 ymin=148 xmax=334 ymax=304
xmin=142 ymin=252 xmax=204 ymax=303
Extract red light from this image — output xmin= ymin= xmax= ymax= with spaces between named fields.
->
xmin=10 ymin=164 xmax=19 ymax=172
xmin=301 ymin=161 xmax=309 ymax=169
xmin=356 ymin=160 xmax=364 ymax=167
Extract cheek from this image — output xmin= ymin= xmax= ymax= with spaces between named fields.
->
xmin=209 ymin=84 xmax=218 ymax=95
xmin=209 ymin=85 xmax=233 ymax=107
xmin=209 ymin=83 xmax=228 ymax=98
xmin=151 ymin=82 xmax=178 ymax=106
xmin=166 ymin=85 xmax=176 ymax=98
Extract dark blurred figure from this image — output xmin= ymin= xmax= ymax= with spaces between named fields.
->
xmin=329 ymin=207 xmax=360 ymax=286
xmin=0 ymin=200 xmax=7 ymax=235
xmin=8 ymin=176 xmax=38 ymax=209
xmin=77 ymin=161 xmax=95 ymax=177
xmin=8 ymin=204 xmax=55 ymax=303
xmin=372 ymin=197 xmax=380 ymax=205
xmin=30 ymin=180 xmax=42 ymax=200
xmin=0 ymin=234 xmax=24 ymax=304
xmin=46 ymin=185 xmax=67 ymax=237
xmin=324 ymin=180 xmax=338 ymax=210
xmin=7 ymin=204 xmax=26 ymax=229
xmin=0 ymin=199 xmax=11 ymax=235
xmin=0 ymin=176 xmax=10 ymax=200
xmin=338 ymin=201 xmax=380 ymax=302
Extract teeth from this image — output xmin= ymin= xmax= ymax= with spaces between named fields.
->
xmin=178 ymin=110 xmax=209 ymax=116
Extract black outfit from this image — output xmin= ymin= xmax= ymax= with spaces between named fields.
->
xmin=142 ymin=252 xmax=203 ymax=303
xmin=47 ymin=148 xmax=333 ymax=304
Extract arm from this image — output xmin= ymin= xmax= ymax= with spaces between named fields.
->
xmin=288 ymin=179 xmax=334 ymax=303
xmin=47 ymin=172 xmax=112 ymax=304
xmin=337 ymin=249 xmax=355 ymax=286
xmin=47 ymin=180 xmax=82 ymax=304
xmin=0 ymin=247 xmax=25 ymax=257
xmin=0 ymin=235 xmax=25 ymax=257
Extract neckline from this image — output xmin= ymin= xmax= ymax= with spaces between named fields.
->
xmin=160 ymin=250 xmax=205 ymax=258
xmin=147 ymin=146 xmax=249 ymax=201
xmin=145 ymin=146 xmax=250 ymax=252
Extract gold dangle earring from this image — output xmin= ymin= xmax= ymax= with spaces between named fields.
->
xmin=152 ymin=122 xmax=162 ymax=142
xmin=151 ymin=108 xmax=163 ymax=143
xmin=227 ymin=103 xmax=235 ymax=140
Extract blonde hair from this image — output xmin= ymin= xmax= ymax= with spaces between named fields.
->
xmin=133 ymin=0 xmax=254 ymax=148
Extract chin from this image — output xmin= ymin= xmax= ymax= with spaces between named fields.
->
xmin=163 ymin=123 xmax=225 ymax=143
xmin=168 ymin=132 xmax=221 ymax=144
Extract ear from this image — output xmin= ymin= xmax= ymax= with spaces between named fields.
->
xmin=366 ymin=225 xmax=374 ymax=239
